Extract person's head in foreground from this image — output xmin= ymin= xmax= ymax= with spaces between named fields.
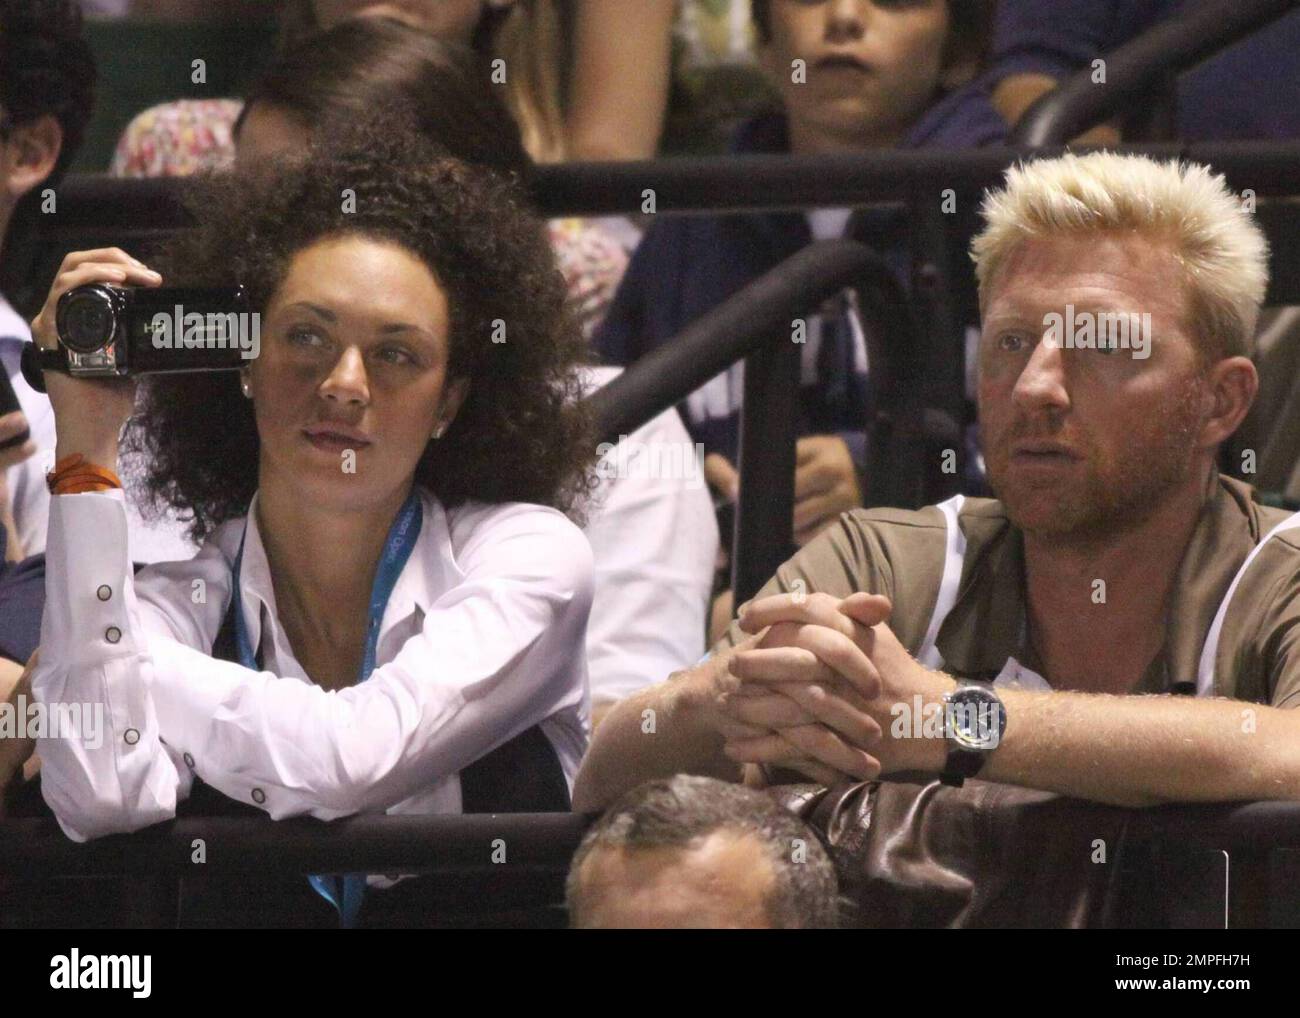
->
xmin=567 ymin=774 xmax=840 ymax=929
xmin=120 ymin=116 xmax=595 ymax=541
xmin=750 ymin=0 xmax=991 ymax=152
xmin=971 ymin=151 xmax=1267 ymax=542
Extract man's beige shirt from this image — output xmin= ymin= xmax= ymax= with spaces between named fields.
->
xmin=716 ymin=475 xmax=1300 ymax=707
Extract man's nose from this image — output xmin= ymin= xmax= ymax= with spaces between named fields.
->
xmin=826 ymin=0 xmax=868 ymax=42
xmin=1011 ymin=338 xmax=1071 ymax=416
xmin=320 ymin=345 xmax=369 ymax=405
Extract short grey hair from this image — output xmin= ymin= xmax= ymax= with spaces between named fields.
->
xmin=567 ymin=774 xmax=841 ymax=929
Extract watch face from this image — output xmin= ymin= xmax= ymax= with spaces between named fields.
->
xmin=945 ymin=687 xmax=1005 ymax=750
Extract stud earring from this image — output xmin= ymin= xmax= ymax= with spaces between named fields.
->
xmin=240 ymin=374 xmax=252 ymax=399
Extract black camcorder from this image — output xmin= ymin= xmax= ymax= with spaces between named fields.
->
xmin=21 ymin=284 xmax=257 ymax=394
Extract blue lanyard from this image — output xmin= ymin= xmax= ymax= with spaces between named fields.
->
xmin=231 ymin=488 xmax=423 ymax=928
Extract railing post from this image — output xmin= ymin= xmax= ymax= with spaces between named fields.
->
xmin=732 ymin=333 xmax=800 ymax=605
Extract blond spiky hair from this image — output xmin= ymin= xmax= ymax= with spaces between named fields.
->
xmin=970 ymin=151 xmax=1270 ymax=360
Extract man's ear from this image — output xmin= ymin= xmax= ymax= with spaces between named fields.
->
xmin=1 ymin=115 xmax=63 ymax=203
xmin=1200 ymin=355 xmax=1258 ymax=450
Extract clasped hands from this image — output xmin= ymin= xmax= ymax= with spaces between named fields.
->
xmin=714 ymin=591 xmax=957 ymax=787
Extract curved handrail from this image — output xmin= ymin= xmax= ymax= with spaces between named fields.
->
xmin=1009 ymin=0 xmax=1299 ymax=146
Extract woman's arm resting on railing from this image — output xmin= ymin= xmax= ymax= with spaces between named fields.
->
xmin=39 ymin=494 xmax=594 ymax=835
xmin=33 ymin=491 xmax=187 ymax=841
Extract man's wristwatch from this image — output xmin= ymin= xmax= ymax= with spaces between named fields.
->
xmin=939 ymin=680 xmax=1007 ymax=787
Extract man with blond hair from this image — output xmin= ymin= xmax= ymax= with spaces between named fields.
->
xmin=576 ymin=151 xmax=1300 ymax=812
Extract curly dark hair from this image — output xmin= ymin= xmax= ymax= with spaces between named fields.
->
xmin=124 ymin=117 xmax=599 ymax=543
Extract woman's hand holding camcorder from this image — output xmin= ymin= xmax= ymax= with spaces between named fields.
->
xmin=30 ymin=248 xmax=162 ymax=470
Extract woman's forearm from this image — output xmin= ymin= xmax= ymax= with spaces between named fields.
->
xmin=34 ymin=491 xmax=183 ymax=840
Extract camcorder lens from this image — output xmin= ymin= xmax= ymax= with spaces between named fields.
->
xmin=58 ymin=288 xmax=117 ymax=355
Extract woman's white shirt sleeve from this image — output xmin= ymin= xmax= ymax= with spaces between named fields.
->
xmin=32 ymin=489 xmax=593 ymax=841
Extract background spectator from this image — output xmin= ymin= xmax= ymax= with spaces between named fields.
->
xmin=0 ymin=0 xmax=96 ymax=558
xmin=987 ymin=0 xmax=1300 ymax=143
xmin=595 ymin=0 xmax=1003 ymax=641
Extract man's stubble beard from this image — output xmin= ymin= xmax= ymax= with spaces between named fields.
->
xmin=988 ymin=375 xmax=1208 ymax=544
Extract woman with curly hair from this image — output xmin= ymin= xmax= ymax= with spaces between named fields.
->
xmin=228 ymin=16 xmax=718 ymax=722
xmin=19 ymin=121 xmax=598 ymax=926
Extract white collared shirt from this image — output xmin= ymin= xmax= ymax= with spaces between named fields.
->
xmin=581 ymin=366 xmax=718 ymax=705
xmin=33 ymin=485 xmax=592 ymax=843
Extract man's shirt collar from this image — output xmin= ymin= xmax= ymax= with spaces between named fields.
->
xmin=934 ymin=476 xmax=1277 ymax=693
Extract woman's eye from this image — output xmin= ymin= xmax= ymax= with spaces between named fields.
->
xmin=287 ymin=326 xmax=325 ymax=349
xmin=376 ymin=346 xmax=415 ymax=366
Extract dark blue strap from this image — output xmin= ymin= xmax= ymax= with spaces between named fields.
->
xmin=199 ymin=490 xmax=568 ymax=927
xmin=229 ymin=490 xmax=422 ymax=927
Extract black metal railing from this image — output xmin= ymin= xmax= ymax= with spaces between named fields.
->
xmin=1010 ymin=0 xmax=1300 ymax=146
xmin=588 ymin=239 xmax=927 ymax=602
xmin=0 ymin=811 xmax=588 ymax=877
xmin=5 ymin=800 xmax=1300 ymax=927
xmin=0 ymin=812 xmax=590 ymax=928
xmin=41 ymin=140 xmax=1300 ymax=226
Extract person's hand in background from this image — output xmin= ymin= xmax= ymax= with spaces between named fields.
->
xmin=0 ymin=649 xmax=39 ymax=818
xmin=706 ymin=437 xmax=863 ymax=549
xmin=0 ymin=410 xmax=37 ymax=563
xmin=793 ymin=435 xmax=861 ymax=546
xmin=704 ymin=452 xmax=739 ymax=506
xmin=704 ymin=453 xmax=740 ymax=645
xmin=702 ymin=436 xmax=864 ymax=645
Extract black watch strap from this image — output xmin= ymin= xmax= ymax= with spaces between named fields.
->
xmin=939 ymin=742 xmax=987 ymax=787
xmin=20 ymin=343 xmax=62 ymax=394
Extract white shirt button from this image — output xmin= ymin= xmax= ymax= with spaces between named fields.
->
xmin=105 ymin=626 xmax=122 ymax=644
xmin=123 ymin=728 xmax=140 ymax=745
xmin=96 ymin=584 xmax=112 ymax=601
xmin=183 ymin=752 xmax=195 ymax=769
xmin=251 ymin=788 xmax=266 ymax=804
